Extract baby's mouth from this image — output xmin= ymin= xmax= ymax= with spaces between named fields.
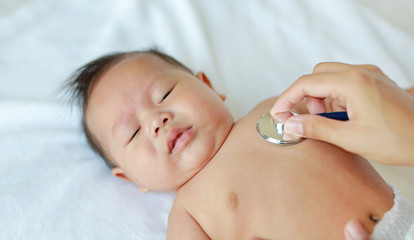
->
xmin=167 ymin=126 xmax=193 ymax=154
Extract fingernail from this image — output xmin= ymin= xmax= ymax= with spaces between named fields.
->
xmin=282 ymin=133 xmax=302 ymax=142
xmin=284 ymin=118 xmax=303 ymax=136
xmin=345 ymin=221 xmax=368 ymax=240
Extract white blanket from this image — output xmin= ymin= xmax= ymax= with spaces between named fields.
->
xmin=1 ymin=0 xmax=414 ymax=239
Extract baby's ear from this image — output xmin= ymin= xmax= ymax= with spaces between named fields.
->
xmin=196 ymin=72 xmax=213 ymax=89
xmin=196 ymin=72 xmax=226 ymax=101
xmin=112 ymin=167 xmax=150 ymax=194
xmin=112 ymin=167 xmax=131 ymax=183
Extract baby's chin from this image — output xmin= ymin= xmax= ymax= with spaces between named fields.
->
xmin=148 ymin=121 xmax=234 ymax=192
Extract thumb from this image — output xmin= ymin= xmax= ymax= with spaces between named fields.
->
xmin=283 ymin=114 xmax=351 ymax=145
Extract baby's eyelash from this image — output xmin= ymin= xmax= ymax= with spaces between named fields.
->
xmin=161 ymin=88 xmax=173 ymax=102
xmin=130 ymin=127 xmax=140 ymax=142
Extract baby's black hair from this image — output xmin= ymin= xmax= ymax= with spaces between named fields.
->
xmin=65 ymin=49 xmax=193 ymax=168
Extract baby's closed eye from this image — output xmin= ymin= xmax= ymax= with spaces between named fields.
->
xmin=160 ymin=83 xmax=176 ymax=103
xmin=130 ymin=127 xmax=141 ymax=143
xmin=161 ymin=89 xmax=172 ymax=102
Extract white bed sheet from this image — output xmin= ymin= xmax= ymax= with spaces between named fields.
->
xmin=1 ymin=0 xmax=414 ymax=239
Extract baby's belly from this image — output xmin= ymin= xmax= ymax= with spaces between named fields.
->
xmin=190 ymin=138 xmax=394 ymax=240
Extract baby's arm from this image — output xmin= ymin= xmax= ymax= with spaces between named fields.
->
xmin=167 ymin=201 xmax=210 ymax=240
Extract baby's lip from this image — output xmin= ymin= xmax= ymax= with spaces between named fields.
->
xmin=167 ymin=126 xmax=193 ymax=154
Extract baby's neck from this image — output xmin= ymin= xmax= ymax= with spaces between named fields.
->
xmin=178 ymin=122 xmax=236 ymax=191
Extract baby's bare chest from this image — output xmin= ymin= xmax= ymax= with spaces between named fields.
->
xmin=180 ymin=132 xmax=367 ymax=239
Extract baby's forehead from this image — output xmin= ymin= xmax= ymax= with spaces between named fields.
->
xmin=104 ymin=55 xmax=179 ymax=90
xmin=110 ymin=53 xmax=177 ymax=74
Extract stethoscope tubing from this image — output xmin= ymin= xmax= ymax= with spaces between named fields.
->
xmin=317 ymin=111 xmax=348 ymax=121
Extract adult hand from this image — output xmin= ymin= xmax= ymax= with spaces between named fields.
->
xmin=344 ymin=220 xmax=370 ymax=240
xmin=271 ymin=62 xmax=414 ymax=165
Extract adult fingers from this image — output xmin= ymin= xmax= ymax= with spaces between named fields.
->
xmin=271 ymin=66 xmax=383 ymax=116
xmin=272 ymin=62 xmax=387 ymax=114
xmin=271 ymin=71 xmax=352 ymax=114
xmin=305 ymin=97 xmax=326 ymax=114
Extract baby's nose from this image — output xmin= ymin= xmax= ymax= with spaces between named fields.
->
xmin=153 ymin=117 xmax=169 ymax=134
xmin=151 ymin=113 xmax=171 ymax=137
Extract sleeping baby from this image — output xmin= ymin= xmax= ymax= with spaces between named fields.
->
xmin=67 ymin=49 xmax=405 ymax=239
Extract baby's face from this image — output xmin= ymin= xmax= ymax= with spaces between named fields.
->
xmin=86 ymin=54 xmax=233 ymax=192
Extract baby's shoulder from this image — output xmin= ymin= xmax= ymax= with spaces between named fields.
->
xmin=232 ymin=106 xmax=268 ymax=132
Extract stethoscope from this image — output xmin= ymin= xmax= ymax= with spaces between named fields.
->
xmin=256 ymin=111 xmax=349 ymax=146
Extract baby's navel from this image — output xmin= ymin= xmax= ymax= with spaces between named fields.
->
xmin=227 ymin=192 xmax=238 ymax=210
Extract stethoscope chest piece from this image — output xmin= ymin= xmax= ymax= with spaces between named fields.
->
xmin=256 ymin=112 xmax=304 ymax=146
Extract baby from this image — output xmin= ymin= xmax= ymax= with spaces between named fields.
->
xmin=67 ymin=50 xmax=395 ymax=239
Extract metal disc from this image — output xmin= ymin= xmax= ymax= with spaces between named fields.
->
xmin=256 ymin=112 xmax=305 ymax=146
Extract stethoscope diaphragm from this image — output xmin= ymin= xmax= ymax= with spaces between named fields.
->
xmin=256 ymin=112 xmax=304 ymax=146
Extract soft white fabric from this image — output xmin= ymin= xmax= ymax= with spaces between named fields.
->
xmin=372 ymin=185 xmax=414 ymax=240
xmin=1 ymin=0 xmax=414 ymax=239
